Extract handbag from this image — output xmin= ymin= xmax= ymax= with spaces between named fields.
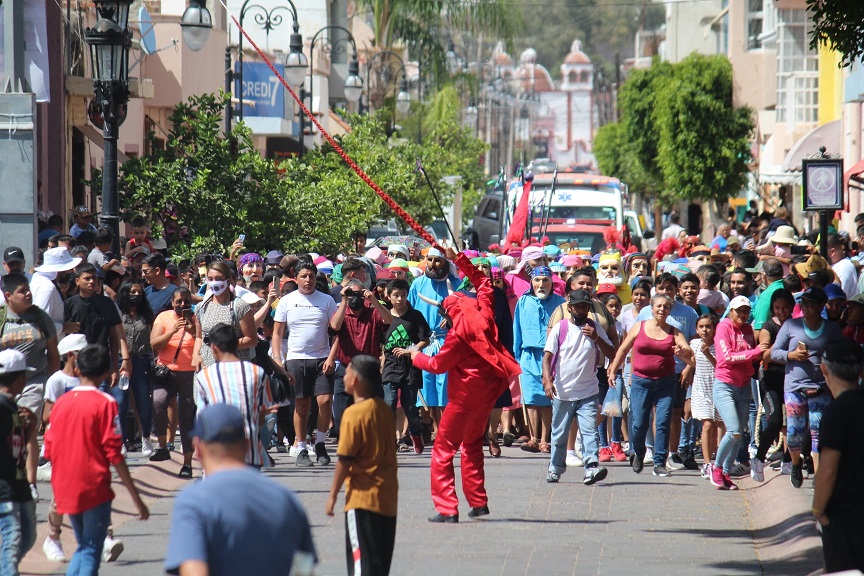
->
xmin=150 ymin=329 xmax=186 ymax=385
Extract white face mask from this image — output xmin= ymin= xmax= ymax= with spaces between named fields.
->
xmin=208 ymin=280 xmax=229 ymax=295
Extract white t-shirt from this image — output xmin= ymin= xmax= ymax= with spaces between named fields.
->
xmin=832 ymin=258 xmax=859 ymax=300
xmin=274 ymin=290 xmax=337 ymax=360
xmin=45 ymin=371 xmax=80 ymax=403
xmin=544 ymin=319 xmax=612 ymax=401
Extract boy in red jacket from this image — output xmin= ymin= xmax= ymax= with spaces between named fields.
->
xmin=44 ymin=344 xmax=148 ymax=573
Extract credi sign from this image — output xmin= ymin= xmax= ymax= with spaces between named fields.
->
xmin=238 ymin=62 xmax=285 ymax=118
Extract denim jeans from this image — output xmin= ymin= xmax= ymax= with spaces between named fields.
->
xmin=67 ymin=500 xmax=112 ymax=576
xmin=0 ymin=500 xmax=36 ymax=576
xmin=549 ymin=394 xmax=600 ymax=474
xmin=629 ymin=374 xmax=676 ymax=467
xmin=611 ymin=371 xmax=625 ymax=444
xmin=596 ymin=369 xmax=610 ymax=448
xmin=108 ymin=354 xmax=153 ymax=443
xmin=383 ymin=381 xmax=422 ymax=437
xmin=713 ymin=380 xmax=751 ymax=474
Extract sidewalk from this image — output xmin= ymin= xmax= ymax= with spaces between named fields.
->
xmin=21 ymin=445 xmax=823 ymax=576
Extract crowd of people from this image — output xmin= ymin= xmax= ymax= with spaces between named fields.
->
xmin=0 ymin=204 xmax=862 ymax=574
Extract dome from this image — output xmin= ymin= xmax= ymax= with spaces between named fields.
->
xmin=564 ymin=40 xmax=591 ymax=64
xmin=515 ymin=51 xmax=555 ymax=93
xmin=492 ymin=41 xmax=512 ymax=67
xmin=519 ymin=48 xmax=538 ymax=65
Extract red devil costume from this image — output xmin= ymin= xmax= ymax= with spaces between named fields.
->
xmin=413 ymin=253 xmax=522 ymax=521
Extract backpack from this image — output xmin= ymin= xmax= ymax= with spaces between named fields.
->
xmin=549 ymin=317 xmax=600 ymax=379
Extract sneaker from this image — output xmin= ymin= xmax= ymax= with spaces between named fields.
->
xmin=584 ymin=466 xmax=608 ymax=485
xmin=701 ymin=463 xmax=712 ymax=480
xmin=296 ymin=449 xmax=313 ymax=467
xmin=120 ymin=443 xmax=127 ymax=457
xmin=314 ymin=442 xmax=331 ymax=465
xmin=42 ymin=537 xmax=65 ymax=562
xmin=723 ymin=472 xmax=739 ymax=490
xmin=643 ymin=448 xmax=653 ymax=465
xmin=29 ymin=484 xmax=39 ymax=503
xmin=102 ymin=536 xmax=124 ymax=562
xmin=748 ymin=445 xmax=758 ymax=460
xmin=766 ymin=447 xmax=783 ymax=462
xmin=178 ymin=465 xmax=193 ymax=479
xmin=502 ymin=432 xmax=515 ymax=447
xmin=751 ymin=457 xmax=765 ymax=483
xmin=790 ymin=463 xmax=804 ymax=488
xmin=36 ymin=460 xmax=52 ymax=482
xmin=630 ymin=453 xmax=644 ymax=474
xmin=711 ymin=464 xmax=727 ymax=489
xmin=730 ymin=462 xmax=750 ymax=476
xmin=288 ymin=445 xmax=302 ymax=457
xmin=667 ymin=453 xmax=685 ymax=470
xmin=780 ymin=461 xmax=793 ymax=475
xmin=565 ymin=452 xmax=583 ymax=468
xmin=411 ymin=435 xmax=425 ymax=455
xmin=149 ymin=447 xmax=171 ymax=462
xmin=598 ymin=447 xmax=613 ymax=462
xmin=610 ymin=442 xmax=628 ymax=462
xmin=546 ymin=470 xmax=560 ymax=483
xmin=141 ymin=438 xmax=154 ymax=457
xmin=276 ymin=443 xmax=287 ymax=453
xmin=166 ymin=442 xmax=175 ymax=451
xmin=653 ymin=466 xmax=670 ymax=477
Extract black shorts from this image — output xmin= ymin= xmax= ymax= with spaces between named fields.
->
xmin=284 ymin=358 xmax=334 ymax=399
xmin=673 ymin=374 xmax=688 ymax=410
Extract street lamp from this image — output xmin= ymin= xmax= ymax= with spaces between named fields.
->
xmin=395 ymin=78 xmax=411 ymax=115
xmin=180 ymin=0 xmax=212 ymax=52
xmin=463 ymin=102 xmax=479 ymax=128
xmin=85 ymin=0 xmax=132 ymax=257
xmin=446 ymin=40 xmax=464 ymax=76
xmin=298 ymin=25 xmax=363 ymax=157
xmin=364 ymin=50 xmax=410 ymax=115
xmin=233 ymin=0 xmax=306 ymax=121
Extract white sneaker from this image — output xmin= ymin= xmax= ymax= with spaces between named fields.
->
xmin=120 ymin=443 xmax=127 ymax=457
xmin=643 ymin=448 xmax=653 ymax=465
xmin=43 ymin=536 xmax=66 ymax=562
xmin=751 ymin=457 xmax=765 ymax=483
xmin=102 ymin=536 xmax=124 ymax=562
xmin=565 ymin=452 xmax=583 ymax=467
xmin=748 ymin=445 xmax=758 ymax=460
xmin=288 ymin=445 xmax=302 ymax=458
xmin=780 ymin=461 xmax=793 ymax=475
xmin=37 ymin=461 xmax=52 ymax=482
xmin=141 ymin=437 xmax=154 ymax=457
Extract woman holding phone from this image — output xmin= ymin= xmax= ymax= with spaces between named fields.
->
xmin=117 ymin=281 xmax=156 ymax=455
xmin=149 ymin=286 xmax=199 ymax=477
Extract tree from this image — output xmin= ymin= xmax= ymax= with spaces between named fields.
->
xmin=807 ymin=0 xmax=864 ymax=68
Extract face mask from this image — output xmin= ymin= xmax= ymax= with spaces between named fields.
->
xmin=347 ymin=296 xmax=364 ymax=310
xmin=129 ymin=294 xmax=143 ymax=306
xmin=571 ymin=312 xmax=588 ymax=325
xmin=208 ymin=280 xmax=228 ymax=295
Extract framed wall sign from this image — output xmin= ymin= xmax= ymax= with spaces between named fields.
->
xmin=802 ymin=158 xmax=844 ymax=211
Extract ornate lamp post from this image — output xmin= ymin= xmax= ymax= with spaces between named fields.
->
xmin=298 ymin=25 xmax=363 ymax=157
xmin=85 ymin=0 xmax=132 ymax=256
xmin=180 ymin=0 xmax=212 ymax=52
xmin=364 ymin=50 xmax=410 ymax=115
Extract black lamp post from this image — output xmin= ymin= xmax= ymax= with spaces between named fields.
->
xmin=364 ymin=50 xmax=410 ymax=127
xmin=298 ymin=25 xmax=363 ymax=157
xmin=85 ymin=0 xmax=132 ymax=257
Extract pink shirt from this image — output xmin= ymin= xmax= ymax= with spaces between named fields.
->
xmin=713 ymin=319 xmax=761 ymax=386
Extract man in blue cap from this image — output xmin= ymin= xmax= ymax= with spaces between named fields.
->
xmin=165 ymin=404 xmax=317 ymax=575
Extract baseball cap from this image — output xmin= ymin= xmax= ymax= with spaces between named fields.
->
xmin=595 ymin=284 xmax=617 ymax=296
xmin=568 ymin=289 xmax=592 ymax=305
xmin=823 ymin=283 xmax=846 ymax=302
xmin=3 ymin=247 xmax=25 ymax=264
xmin=729 ymin=295 xmax=752 ymax=310
xmin=74 ymin=205 xmax=91 ymax=216
xmin=821 ymin=337 xmax=864 ymax=364
xmin=264 ymin=250 xmax=283 ymax=265
xmin=0 ymin=349 xmax=36 ymax=375
xmin=800 ymin=286 xmax=828 ymax=304
xmin=191 ymin=404 xmax=246 ymax=443
xmin=847 ymin=293 xmax=864 ymax=307
xmin=57 ymin=334 xmax=88 ymax=356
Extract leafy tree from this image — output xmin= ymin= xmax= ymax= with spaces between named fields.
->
xmin=807 ymin=0 xmax=864 ymax=68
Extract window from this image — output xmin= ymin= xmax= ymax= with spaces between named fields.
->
xmin=482 ymin=199 xmax=500 ymax=219
xmin=568 ymin=71 xmax=577 ymax=84
xmin=747 ymin=0 xmax=764 ymax=50
xmin=776 ymin=9 xmax=819 ymax=125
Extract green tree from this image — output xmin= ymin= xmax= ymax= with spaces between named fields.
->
xmin=807 ymin=0 xmax=864 ymax=68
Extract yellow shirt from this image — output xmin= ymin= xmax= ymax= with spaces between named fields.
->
xmin=337 ymin=397 xmax=399 ymax=516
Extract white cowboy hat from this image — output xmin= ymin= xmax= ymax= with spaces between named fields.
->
xmin=770 ymin=225 xmax=798 ymax=245
xmin=35 ymin=247 xmax=81 ymax=273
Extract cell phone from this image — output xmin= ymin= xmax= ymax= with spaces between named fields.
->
xmin=238 ymin=234 xmax=246 ymax=242
xmin=183 ymin=309 xmax=194 ymax=322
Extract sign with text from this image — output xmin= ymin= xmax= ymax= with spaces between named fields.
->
xmin=802 ymin=158 xmax=844 ymax=211
xmin=238 ymin=62 xmax=285 ymax=118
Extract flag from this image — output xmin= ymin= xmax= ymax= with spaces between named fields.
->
xmin=503 ymin=178 xmax=532 ymax=251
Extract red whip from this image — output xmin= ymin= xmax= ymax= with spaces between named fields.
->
xmin=228 ymin=14 xmax=441 ymax=252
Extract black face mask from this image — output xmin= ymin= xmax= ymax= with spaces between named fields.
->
xmin=347 ymin=296 xmax=364 ymax=310
xmin=129 ymin=294 xmax=143 ymax=306
xmin=571 ymin=313 xmax=588 ymax=326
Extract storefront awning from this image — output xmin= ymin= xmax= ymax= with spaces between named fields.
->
xmin=782 ymin=120 xmax=841 ymax=172
xmin=845 ymin=158 xmax=864 ymax=191
xmin=758 ymin=134 xmax=800 ymax=185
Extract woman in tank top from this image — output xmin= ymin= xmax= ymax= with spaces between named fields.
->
xmin=609 ymin=294 xmax=693 ymax=476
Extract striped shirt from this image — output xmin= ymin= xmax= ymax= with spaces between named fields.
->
xmin=194 ymin=361 xmax=273 ymax=468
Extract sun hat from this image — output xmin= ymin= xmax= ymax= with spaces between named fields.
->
xmin=35 ymin=247 xmax=81 ymax=272
xmin=771 ymin=226 xmax=797 ymax=245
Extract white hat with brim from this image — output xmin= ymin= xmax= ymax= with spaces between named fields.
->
xmin=240 ymin=292 xmax=265 ymax=305
xmin=771 ymin=226 xmax=797 ymax=245
xmin=57 ymin=334 xmax=88 ymax=356
xmin=729 ymin=295 xmax=752 ymax=310
xmin=0 ymin=349 xmax=36 ymax=374
xmin=35 ymin=247 xmax=81 ymax=273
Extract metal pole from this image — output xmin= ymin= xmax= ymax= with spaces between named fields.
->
xmin=102 ymin=107 xmax=121 ymax=256
xmin=298 ymin=86 xmax=305 ymax=157
xmin=820 ymin=209 xmax=829 ymax=259
xmin=224 ymin=46 xmax=233 ymax=135
xmin=417 ymin=160 xmax=458 ymax=246
xmin=237 ymin=5 xmax=245 ymax=122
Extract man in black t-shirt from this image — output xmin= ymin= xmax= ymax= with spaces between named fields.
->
xmin=64 ymin=263 xmax=130 ymax=387
xmin=383 ymin=279 xmax=430 ymax=454
xmin=813 ymin=337 xmax=864 ymax=573
xmin=0 ymin=349 xmax=37 ymax=571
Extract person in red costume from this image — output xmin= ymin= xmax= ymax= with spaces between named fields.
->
xmin=405 ymin=247 xmax=521 ymax=523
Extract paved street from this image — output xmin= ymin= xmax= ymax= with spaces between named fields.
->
xmin=21 ymin=442 xmax=823 ymax=575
